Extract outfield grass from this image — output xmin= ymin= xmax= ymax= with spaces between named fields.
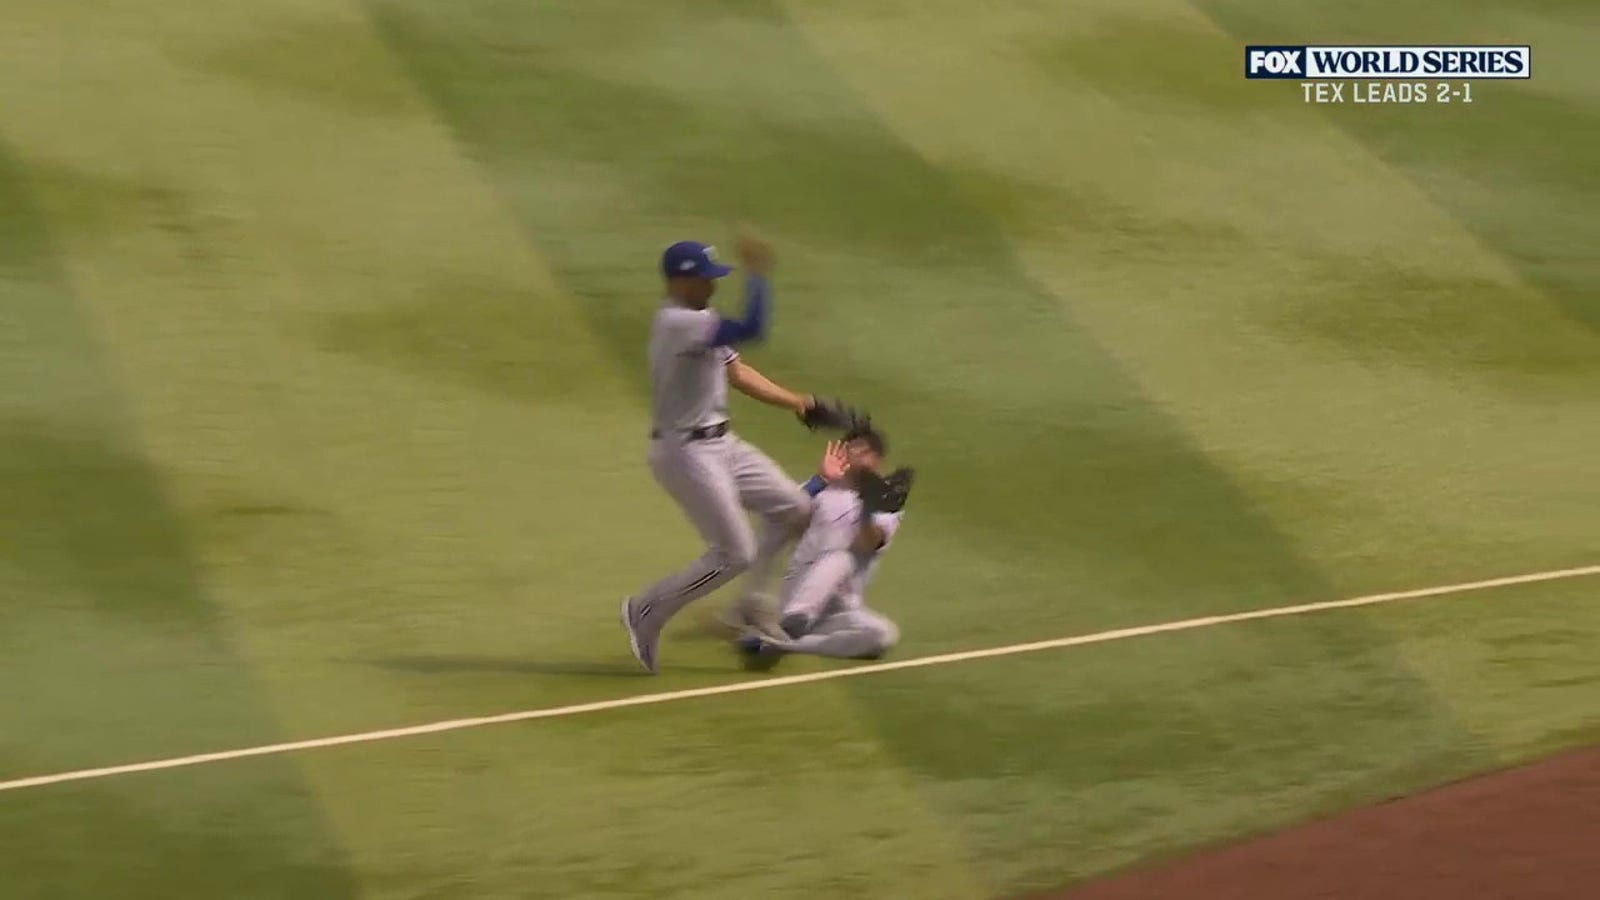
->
xmin=1 ymin=1 xmax=1596 ymax=897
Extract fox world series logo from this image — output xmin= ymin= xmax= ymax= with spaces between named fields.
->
xmin=1245 ymin=45 xmax=1528 ymax=104
xmin=1246 ymin=45 xmax=1530 ymax=80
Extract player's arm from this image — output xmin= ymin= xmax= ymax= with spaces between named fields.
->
xmin=853 ymin=509 xmax=903 ymax=554
xmin=852 ymin=520 xmax=886 ymax=554
xmin=707 ymin=275 xmax=770 ymax=347
xmin=728 ymin=358 xmax=811 ymax=415
xmin=708 ymin=232 xmax=776 ymax=347
xmin=801 ymin=440 xmax=850 ymax=496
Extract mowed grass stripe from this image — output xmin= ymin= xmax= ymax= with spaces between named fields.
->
xmin=786 ymin=0 xmax=1600 ymax=592
xmin=1195 ymin=0 xmax=1600 ymax=330
xmin=1361 ymin=573 xmax=1600 ymax=764
xmin=783 ymin=0 xmax=1599 ymax=890
xmin=0 ymin=2 xmax=651 ymax=718
xmin=0 ymin=135 xmax=360 ymax=898
xmin=364 ymin=3 xmax=1000 ymax=896
xmin=1186 ymin=0 xmax=1600 ymax=764
xmin=371 ymin=0 xmax=1336 ymax=634
xmin=0 ymin=3 xmax=666 ymax=899
xmin=3 ymin=4 xmax=986 ymax=899
xmin=372 ymin=2 xmax=1516 ymax=895
xmin=7 ymin=564 xmax=1593 ymax=794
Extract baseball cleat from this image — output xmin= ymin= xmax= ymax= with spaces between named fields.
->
xmin=736 ymin=634 xmax=786 ymax=672
xmin=620 ymin=597 xmax=658 ymax=674
xmin=748 ymin=612 xmax=791 ymax=644
xmin=735 ymin=594 xmax=794 ymax=643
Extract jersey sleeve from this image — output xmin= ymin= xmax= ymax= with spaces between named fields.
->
xmin=657 ymin=306 xmax=721 ymax=355
xmin=718 ymin=345 xmax=739 ymax=366
xmin=708 ymin=275 xmax=770 ymax=348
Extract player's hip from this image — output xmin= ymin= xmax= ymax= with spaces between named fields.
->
xmin=648 ymin=419 xmax=731 ymax=443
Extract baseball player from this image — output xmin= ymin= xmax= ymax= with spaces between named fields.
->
xmin=737 ymin=426 xmax=915 ymax=670
xmin=620 ymin=234 xmax=864 ymax=674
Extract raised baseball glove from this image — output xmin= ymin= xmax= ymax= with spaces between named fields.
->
xmin=855 ymin=466 xmax=915 ymax=515
xmin=798 ymin=396 xmax=870 ymax=433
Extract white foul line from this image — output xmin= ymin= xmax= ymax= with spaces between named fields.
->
xmin=3 ymin=564 xmax=1596 ymax=795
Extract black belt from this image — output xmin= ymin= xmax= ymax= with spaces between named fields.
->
xmin=651 ymin=421 xmax=729 ymax=441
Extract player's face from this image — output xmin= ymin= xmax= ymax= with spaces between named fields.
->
xmin=689 ymin=276 xmax=717 ymax=308
xmin=844 ymin=438 xmax=881 ymax=472
xmin=668 ymin=276 xmax=717 ymax=309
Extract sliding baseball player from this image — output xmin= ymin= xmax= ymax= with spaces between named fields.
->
xmin=738 ymin=427 xmax=914 ymax=670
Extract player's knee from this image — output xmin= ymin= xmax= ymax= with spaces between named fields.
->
xmin=714 ymin=533 xmax=758 ymax=573
xmin=862 ymin=620 xmax=899 ymax=659
xmin=850 ymin=620 xmax=899 ymax=660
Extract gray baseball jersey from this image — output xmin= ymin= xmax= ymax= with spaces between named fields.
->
xmin=787 ymin=483 xmax=904 ymax=613
xmin=648 ymin=304 xmax=737 ymax=433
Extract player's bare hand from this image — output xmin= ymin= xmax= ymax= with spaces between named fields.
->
xmin=735 ymin=228 xmax=774 ymax=275
xmin=819 ymin=440 xmax=850 ymax=483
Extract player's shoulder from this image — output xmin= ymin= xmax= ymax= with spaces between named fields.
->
xmin=653 ymin=303 xmax=718 ymax=346
xmin=654 ymin=303 xmax=715 ymax=327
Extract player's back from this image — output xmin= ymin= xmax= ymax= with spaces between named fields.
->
xmin=648 ymin=303 xmax=734 ymax=433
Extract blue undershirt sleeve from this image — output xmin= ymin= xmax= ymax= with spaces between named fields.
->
xmin=708 ymin=275 xmax=770 ymax=347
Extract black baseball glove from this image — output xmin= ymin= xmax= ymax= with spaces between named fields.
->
xmin=855 ymin=466 xmax=915 ymax=515
xmin=798 ymin=396 xmax=870 ymax=433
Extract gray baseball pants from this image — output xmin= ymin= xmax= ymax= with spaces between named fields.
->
xmin=630 ymin=432 xmax=809 ymax=634
xmin=775 ymin=549 xmax=899 ymax=659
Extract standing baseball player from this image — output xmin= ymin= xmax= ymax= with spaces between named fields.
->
xmin=737 ymin=426 xmax=915 ymax=670
xmin=620 ymin=234 xmax=864 ymax=673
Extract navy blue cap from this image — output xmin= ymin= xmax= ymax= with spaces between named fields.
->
xmin=661 ymin=240 xmax=734 ymax=279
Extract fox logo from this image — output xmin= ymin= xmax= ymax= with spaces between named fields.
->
xmin=1246 ymin=46 xmax=1307 ymax=78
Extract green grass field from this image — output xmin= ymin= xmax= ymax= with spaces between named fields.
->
xmin=2 ymin=1 xmax=1597 ymax=897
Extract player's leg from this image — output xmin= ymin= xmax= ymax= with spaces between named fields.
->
xmin=735 ymin=557 xmax=844 ymax=672
xmin=625 ymin=439 xmax=756 ymax=656
xmin=784 ymin=607 xmax=899 ymax=660
xmin=775 ymin=550 xmax=857 ymax=637
xmin=725 ymin=437 xmax=811 ymax=618
xmin=709 ymin=521 xmax=810 ymax=639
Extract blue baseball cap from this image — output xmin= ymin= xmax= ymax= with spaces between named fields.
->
xmin=661 ymin=240 xmax=734 ymax=279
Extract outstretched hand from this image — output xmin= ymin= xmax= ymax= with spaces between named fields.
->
xmin=819 ymin=440 xmax=850 ymax=483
